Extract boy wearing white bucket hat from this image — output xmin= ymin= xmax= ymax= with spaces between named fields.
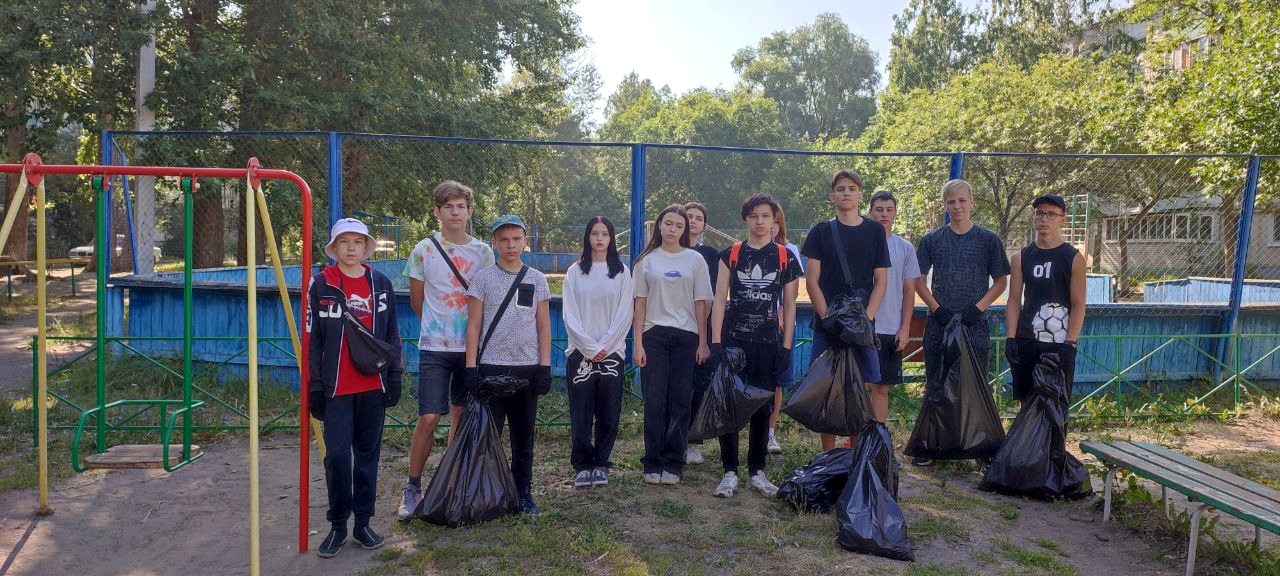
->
xmin=307 ymin=217 xmax=402 ymax=557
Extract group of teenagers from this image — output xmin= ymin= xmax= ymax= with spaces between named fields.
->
xmin=304 ymin=171 xmax=1087 ymax=558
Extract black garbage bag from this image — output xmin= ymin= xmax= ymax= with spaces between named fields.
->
xmin=777 ymin=448 xmax=853 ymax=513
xmin=980 ymin=353 xmax=1091 ymax=500
xmin=836 ymin=420 xmax=913 ymax=561
xmin=689 ymin=347 xmax=774 ymax=441
xmin=821 ymin=295 xmax=876 ymax=348
xmin=782 ymin=346 xmax=872 ymax=436
xmin=413 ymin=397 xmax=519 ymax=527
xmin=904 ymin=318 xmax=1005 ymax=460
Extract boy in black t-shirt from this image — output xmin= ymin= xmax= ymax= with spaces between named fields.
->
xmin=1004 ymin=194 xmax=1086 ymax=402
xmin=710 ymin=195 xmax=800 ymax=498
xmin=684 ymin=201 xmax=720 ymax=465
xmin=800 ymin=169 xmax=890 ymax=451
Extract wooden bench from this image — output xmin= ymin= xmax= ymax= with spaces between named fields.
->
xmin=1080 ymin=440 xmax=1280 ymax=576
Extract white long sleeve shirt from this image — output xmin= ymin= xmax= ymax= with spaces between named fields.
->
xmin=563 ymin=260 xmax=634 ymax=359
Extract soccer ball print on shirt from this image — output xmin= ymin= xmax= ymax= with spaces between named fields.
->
xmin=1032 ymin=302 xmax=1069 ymax=343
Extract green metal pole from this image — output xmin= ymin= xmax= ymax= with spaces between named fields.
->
xmin=1232 ymin=332 xmax=1240 ymax=411
xmin=182 ymin=178 xmax=194 ymax=460
xmin=1114 ymin=337 xmax=1123 ymax=417
xmin=93 ymin=175 xmax=107 ymax=453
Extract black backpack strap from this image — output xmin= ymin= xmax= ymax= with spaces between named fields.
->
xmin=429 ymin=235 xmax=470 ymax=291
xmin=828 ymin=219 xmax=855 ymax=291
xmin=479 ymin=265 xmax=529 ymax=362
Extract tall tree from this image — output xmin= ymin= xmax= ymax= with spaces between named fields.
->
xmin=732 ymin=13 xmax=879 ymax=140
xmin=887 ymin=0 xmax=980 ymax=92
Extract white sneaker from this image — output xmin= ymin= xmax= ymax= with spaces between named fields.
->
xmin=749 ymin=471 xmax=779 ymax=497
xmin=685 ymin=446 xmax=704 ymax=464
xmin=714 ymin=472 xmax=739 ymax=498
xmin=643 ymin=472 xmax=663 ymax=485
xmin=767 ymin=429 xmax=782 ymax=454
xmin=397 ymin=481 xmax=422 ymax=520
xmin=660 ymin=472 xmax=680 ymax=485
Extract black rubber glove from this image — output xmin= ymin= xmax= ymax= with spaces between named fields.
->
xmin=709 ymin=343 xmax=724 ymax=366
xmin=533 ymin=365 xmax=553 ymax=396
xmin=932 ymin=306 xmax=956 ymax=325
xmin=1057 ymin=342 xmax=1077 ymax=370
xmin=308 ymin=390 xmax=326 ymax=421
xmin=774 ymin=346 xmax=792 ymax=378
xmin=383 ymin=378 xmax=401 ymax=408
xmin=961 ymin=304 xmax=985 ymax=326
xmin=464 ymin=367 xmax=481 ymax=392
xmin=1004 ymin=338 xmax=1021 ymax=367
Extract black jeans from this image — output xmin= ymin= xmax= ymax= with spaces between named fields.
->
xmin=688 ymin=312 xmax=717 ymax=446
xmin=323 ymin=390 xmax=385 ymax=527
xmin=481 ymin=364 xmax=540 ymax=493
xmin=566 ymin=351 xmax=624 ymax=471
xmin=718 ymin=338 xmax=778 ymax=476
xmin=640 ymin=325 xmax=699 ymax=475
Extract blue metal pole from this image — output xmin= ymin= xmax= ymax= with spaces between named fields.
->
xmin=944 ymin=152 xmax=965 ymax=226
xmin=629 ymin=144 xmax=647 ymax=265
xmin=327 ymin=132 xmax=343 ymax=228
xmin=1223 ymin=155 xmax=1261 ymax=335
xmin=101 ymin=132 xmax=114 ymax=272
xmin=118 ymin=150 xmax=139 ymax=273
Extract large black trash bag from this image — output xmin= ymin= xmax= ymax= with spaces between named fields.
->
xmin=822 ymin=295 xmax=876 ymax=348
xmin=414 ymin=395 xmax=519 ymax=527
xmin=980 ymin=353 xmax=1091 ymax=500
xmin=689 ymin=347 xmax=774 ymax=441
xmin=836 ymin=420 xmax=913 ymax=561
xmin=777 ymin=448 xmax=853 ymax=513
xmin=904 ymin=318 xmax=1005 ymax=460
xmin=782 ymin=346 xmax=872 ymax=436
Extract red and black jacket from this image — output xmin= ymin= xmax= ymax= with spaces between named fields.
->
xmin=306 ymin=264 xmax=403 ymax=397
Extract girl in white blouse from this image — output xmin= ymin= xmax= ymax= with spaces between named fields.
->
xmin=562 ymin=216 xmax=634 ymax=488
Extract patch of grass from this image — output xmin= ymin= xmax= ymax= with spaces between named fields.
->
xmin=907 ymin=512 xmax=970 ymax=543
xmin=1033 ymin=536 xmax=1069 ymax=557
xmin=655 ymin=497 xmax=692 ymax=519
xmin=902 ymin=490 xmax=1019 ymax=523
xmin=994 ymin=539 xmax=1080 ymax=575
xmin=1201 ymin=449 xmax=1280 ymax=490
xmin=908 ymin=564 xmax=976 ymax=576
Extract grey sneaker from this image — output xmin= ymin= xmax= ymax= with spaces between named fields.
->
xmin=660 ymin=472 xmax=680 ymax=485
xmin=574 ymin=470 xmax=593 ymax=488
xmin=591 ymin=468 xmax=609 ymax=486
xmin=749 ymin=471 xmax=779 ymax=497
xmin=714 ymin=471 xmax=739 ymax=498
xmin=396 ymin=482 xmax=421 ymax=521
xmin=643 ymin=472 xmax=662 ymax=485
xmin=767 ymin=429 xmax=782 ymax=454
xmin=685 ymin=446 xmax=705 ymax=464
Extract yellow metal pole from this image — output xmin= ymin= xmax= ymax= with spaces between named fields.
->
xmin=35 ymin=178 xmax=51 ymax=517
xmin=0 ymin=170 xmax=29 ymax=257
xmin=246 ymin=176 xmax=260 ymax=576
xmin=253 ymin=187 xmax=325 ymax=458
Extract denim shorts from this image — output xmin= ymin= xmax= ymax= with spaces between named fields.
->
xmin=417 ymin=350 xmax=468 ymax=416
xmin=810 ymin=326 xmax=882 ymax=384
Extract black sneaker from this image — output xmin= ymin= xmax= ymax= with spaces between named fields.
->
xmin=353 ymin=524 xmax=385 ymax=550
xmin=520 ymin=491 xmax=540 ymax=517
xmin=317 ymin=526 xmax=347 ymax=558
xmin=911 ymin=457 xmax=934 ymax=467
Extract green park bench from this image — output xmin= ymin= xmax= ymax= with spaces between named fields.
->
xmin=1080 ymin=440 xmax=1280 ymax=576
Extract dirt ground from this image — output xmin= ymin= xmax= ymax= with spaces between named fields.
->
xmin=1 ymin=276 xmax=1277 ymax=576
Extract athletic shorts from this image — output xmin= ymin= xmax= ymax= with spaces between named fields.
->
xmin=874 ymin=333 xmax=903 ymax=385
xmin=417 ymin=350 xmax=469 ymax=416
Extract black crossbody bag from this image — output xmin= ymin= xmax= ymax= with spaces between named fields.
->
xmin=821 ymin=219 xmax=877 ymax=348
xmin=429 ymin=235 xmax=470 ymax=290
xmin=475 ymin=266 xmax=531 ymax=397
xmin=338 ymin=273 xmax=400 ymax=375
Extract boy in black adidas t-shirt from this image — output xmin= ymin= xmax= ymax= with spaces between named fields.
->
xmin=709 ymin=195 xmax=800 ymax=499
xmin=1004 ymin=194 xmax=1086 ymax=402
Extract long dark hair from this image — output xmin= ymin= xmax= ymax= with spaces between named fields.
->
xmin=578 ymin=216 xmax=624 ymax=278
xmin=636 ymin=205 xmax=690 ymax=262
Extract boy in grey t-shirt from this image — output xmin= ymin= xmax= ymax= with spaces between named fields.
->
xmin=868 ymin=192 xmax=921 ymax=424
xmin=464 ymin=215 xmax=553 ymax=515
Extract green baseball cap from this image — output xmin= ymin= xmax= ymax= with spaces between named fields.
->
xmin=490 ymin=214 xmax=528 ymax=235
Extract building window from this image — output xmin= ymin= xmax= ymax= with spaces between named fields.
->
xmin=1103 ymin=213 xmax=1216 ymax=242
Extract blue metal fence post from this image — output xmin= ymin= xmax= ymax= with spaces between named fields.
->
xmin=944 ymin=152 xmax=965 ymax=225
xmin=327 ymin=132 xmax=343 ymax=228
xmin=1221 ymin=155 xmax=1261 ymax=401
xmin=101 ymin=131 xmax=114 ymax=270
xmin=629 ymin=144 xmax=647 ymax=264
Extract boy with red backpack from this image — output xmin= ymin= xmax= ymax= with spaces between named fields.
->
xmin=708 ymin=194 xmax=800 ymax=498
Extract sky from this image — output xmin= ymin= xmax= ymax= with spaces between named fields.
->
xmin=574 ymin=0 xmax=919 ymax=123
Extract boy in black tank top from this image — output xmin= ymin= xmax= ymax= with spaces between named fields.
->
xmin=1004 ymin=194 xmax=1087 ymax=401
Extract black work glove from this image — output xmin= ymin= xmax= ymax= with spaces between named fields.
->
xmin=383 ymin=378 xmax=401 ymax=408
xmin=961 ymin=304 xmax=984 ymax=326
xmin=1056 ymin=342 xmax=1077 ymax=371
xmin=464 ymin=367 xmax=481 ymax=392
xmin=1004 ymin=338 xmax=1022 ymax=367
xmin=773 ymin=346 xmax=792 ymax=379
xmin=308 ymin=390 xmax=326 ymax=421
xmin=709 ymin=343 xmax=725 ymax=366
xmin=533 ymin=365 xmax=553 ymax=396
xmin=932 ymin=306 xmax=956 ymax=325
